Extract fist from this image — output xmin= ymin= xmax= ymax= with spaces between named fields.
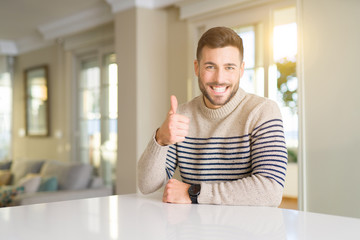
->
xmin=156 ymin=95 xmax=190 ymax=146
xmin=163 ymin=179 xmax=191 ymax=204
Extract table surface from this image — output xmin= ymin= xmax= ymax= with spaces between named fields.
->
xmin=0 ymin=193 xmax=359 ymax=240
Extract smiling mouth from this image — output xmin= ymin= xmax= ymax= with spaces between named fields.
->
xmin=210 ymin=86 xmax=228 ymax=94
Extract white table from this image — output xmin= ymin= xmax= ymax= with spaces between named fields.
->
xmin=0 ymin=193 xmax=359 ymax=240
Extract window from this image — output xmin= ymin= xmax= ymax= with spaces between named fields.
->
xmin=77 ymin=52 xmax=118 ymax=186
xmin=233 ymin=25 xmax=264 ymax=97
xmin=271 ymin=7 xmax=298 ymax=152
xmin=270 ymin=7 xmax=298 ymax=199
xmin=0 ymin=56 xmax=13 ymax=161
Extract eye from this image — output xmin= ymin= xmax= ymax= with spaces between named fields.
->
xmin=205 ymin=65 xmax=215 ymax=70
xmin=225 ymin=66 xmax=235 ymax=70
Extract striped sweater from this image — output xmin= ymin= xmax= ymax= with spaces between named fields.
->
xmin=138 ymin=88 xmax=287 ymax=206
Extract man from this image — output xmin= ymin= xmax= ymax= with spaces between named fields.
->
xmin=138 ymin=26 xmax=287 ymax=206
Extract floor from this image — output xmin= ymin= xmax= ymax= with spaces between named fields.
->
xmin=279 ymin=197 xmax=298 ymax=210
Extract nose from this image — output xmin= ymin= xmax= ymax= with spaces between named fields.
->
xmin=214 ymin=68 xmax=226 ymax=84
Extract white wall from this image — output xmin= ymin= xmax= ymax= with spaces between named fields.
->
xmin=300 ymin=0 xmax=360 ymax=218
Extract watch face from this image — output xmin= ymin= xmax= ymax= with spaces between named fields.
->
xmin=189 ymin=184 xmax=201 ymax=196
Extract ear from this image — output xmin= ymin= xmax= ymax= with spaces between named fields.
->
xmin=239 ymin=61 xmax=245 ymax=78
xmin=194 ymin=59 xmax=199 ymax=76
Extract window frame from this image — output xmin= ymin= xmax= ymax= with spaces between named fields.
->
xmin=73 ymin=45 xmax=118 ymax=186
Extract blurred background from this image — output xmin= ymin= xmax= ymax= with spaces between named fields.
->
xmin=1 ymin=0 xmax=359 ymax=218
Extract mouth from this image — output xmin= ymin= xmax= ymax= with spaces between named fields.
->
xmin=210 ymin=85 xmax=228 ymax=94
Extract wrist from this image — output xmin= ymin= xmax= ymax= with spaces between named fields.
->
xmin=188 ymin=184 xmax=201 ymax=204
xmin=155 ymin=128 xmax=166 ymax=146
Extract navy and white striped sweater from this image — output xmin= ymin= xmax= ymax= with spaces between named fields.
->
xmin=138 ymin=88 xmax=288 ymax=206
xmin=166 ymin=118 xmax=287 ymax=187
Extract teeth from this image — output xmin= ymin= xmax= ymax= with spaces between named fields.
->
xmin=212 ymin=86 xmax=226 ymax=93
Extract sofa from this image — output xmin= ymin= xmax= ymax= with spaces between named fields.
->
xmin=0 ymin=159 xmax=113 ymax=207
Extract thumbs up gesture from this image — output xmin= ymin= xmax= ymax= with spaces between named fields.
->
xmin=156 ymin=95 xmax=190 ymax=146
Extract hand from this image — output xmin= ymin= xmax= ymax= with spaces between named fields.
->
xmin=156 ymin=95 xmax=190 ymax=146
xmin=163 ymin=179 xmax=191 ymax=204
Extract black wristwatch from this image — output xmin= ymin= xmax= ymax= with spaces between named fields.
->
xmin=188 ymin=184 xmax=201 ymax=204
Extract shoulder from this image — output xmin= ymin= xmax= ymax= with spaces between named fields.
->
xmin=234 ymin=91 xmax=280 ymax=118
xmin=240 ymin=92 xmax=280 ymax=113
xmin=251 ymin=99 xmax=283 ymax=132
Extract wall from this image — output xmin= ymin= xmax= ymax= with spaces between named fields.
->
xmin=301 ymin=0 xmax=360 ymax=218
xmin=115 ymin=7 xmax=172 ymax=194
xmin=114 ymin=8 xmax=138 ymax=194
xmin=12 ymin=45 xmax=70 ymax=162
xmin=167 ymin=7 xmax=188 ymax=105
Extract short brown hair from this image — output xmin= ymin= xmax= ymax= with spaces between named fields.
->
xmin=196 ymin=26 xmax=244 ymax=62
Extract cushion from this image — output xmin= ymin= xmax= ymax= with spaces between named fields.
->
xmin=88 ymin=176 xmax=104 ymax=189
xmin=0 ymin=186 xmax=25 ymax=207
xmin=10 ymin=160 xmax=45 ymax=185
xmin=0 ymin=170 xmax=12 ymax=186
xmin=0 ymin=161 xmax=12 ymax=170
xmin=16 ymin=175 xmax=42 ymax=193
xmin=41 ymin=161 xmax=93 ymax=190
xmin=38 ymin=176 xmax=58 ymax=192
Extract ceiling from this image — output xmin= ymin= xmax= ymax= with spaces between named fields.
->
xmin=0 ymin=0 xmax=105 ymax=41
xmin=0 ymin=0 xmax=187 ymax=55
xmin=0 ymin=0 xmax=250 ymax=55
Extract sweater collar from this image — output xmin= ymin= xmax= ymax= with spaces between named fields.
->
xmin=199 ymin=88 xmax=246 ymax=119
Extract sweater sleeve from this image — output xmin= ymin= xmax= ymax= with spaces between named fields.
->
xmin=137 ymin=132 xmax=178 ymax=194
xmin=198 ymin=100 xmax=288 ymax=206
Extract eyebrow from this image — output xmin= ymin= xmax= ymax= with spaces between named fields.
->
xmin=204 ymin=61 xmax=238 ymax=67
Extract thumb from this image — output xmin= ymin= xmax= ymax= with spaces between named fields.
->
xmin=169 ymin=95 xmax=178 ymax=115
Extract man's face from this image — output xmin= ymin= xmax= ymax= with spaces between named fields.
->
xmin=194 ymin=46 xmax=244 ymax=109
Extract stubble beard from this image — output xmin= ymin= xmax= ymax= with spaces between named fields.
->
xmin=198 ymin=75 xmax=239 ymax=108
